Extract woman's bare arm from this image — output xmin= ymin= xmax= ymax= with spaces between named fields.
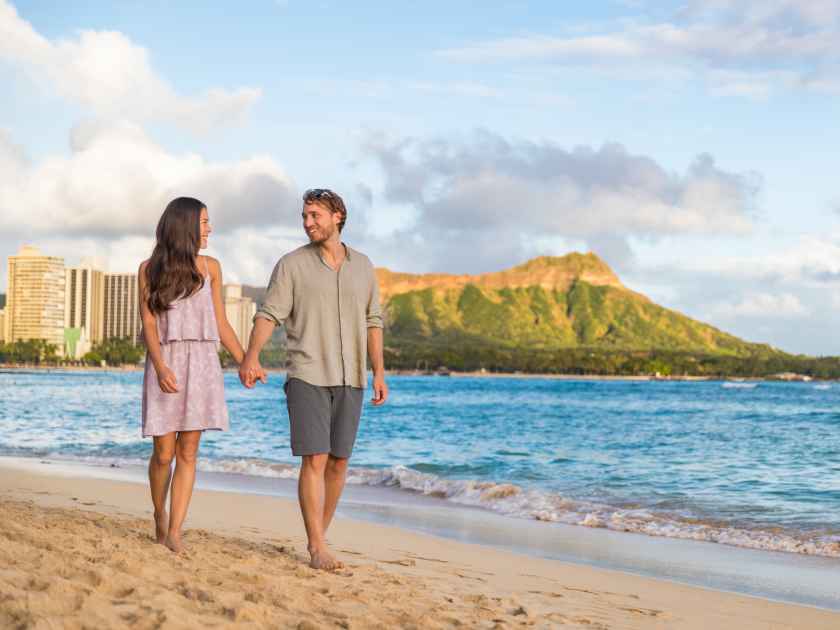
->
xmin=206 ymin=256 xmax=246 ymax=364
xmin=139 ymin=260 xmax=178 ymax=393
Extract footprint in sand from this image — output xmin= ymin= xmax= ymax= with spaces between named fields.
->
xmin=453 ymin=571 xmax=486 ymax=582
xmin=379 ymin=558 xmax=416 ymax=567
xmin=563 ymin=585 xmax=641 ymax=601
xmin=619 ymin=606 xmax=664 ymax=617
xmin=527 ymin=590 xmax=564 ymax=598
xmin=405 ymin=553 xmax=448 ymax=564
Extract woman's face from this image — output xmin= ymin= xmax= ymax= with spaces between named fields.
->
xmin=199 ymin=207 xmax=211 ymax=249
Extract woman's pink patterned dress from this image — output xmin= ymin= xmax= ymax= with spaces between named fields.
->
xmin=141 ymin=271 xmax=229 ymax=437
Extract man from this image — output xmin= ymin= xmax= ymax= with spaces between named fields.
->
xmin=239 ymin=188 xmax=388 ymax=571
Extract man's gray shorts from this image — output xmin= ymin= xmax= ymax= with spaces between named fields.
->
xmin=284 ymin=378 xmax=364 ymax=458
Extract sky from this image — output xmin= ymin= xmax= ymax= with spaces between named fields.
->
xmin=1 ymin=0 xmax=840 ymax=354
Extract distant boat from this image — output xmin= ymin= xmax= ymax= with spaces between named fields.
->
xmin=722 ymin=382 xmax=758 ymax=389
xmin=770 ymin=372 xmax=813 ymax=382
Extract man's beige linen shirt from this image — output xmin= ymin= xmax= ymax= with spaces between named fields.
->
xmin=255 ymin=243 xmax=383 ymax=389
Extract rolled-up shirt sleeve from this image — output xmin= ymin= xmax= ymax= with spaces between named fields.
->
xmin=255 ymin=259 xmax=293 ymax=326
xmin=366 ymin=265 xmax=384 ymax=329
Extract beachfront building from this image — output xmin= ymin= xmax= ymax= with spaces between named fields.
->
xmin=0 ymin=308 xmax=5 ymax=343
xmin=63 ymin=327 xmax=88 ymax=361
xmin=65 ymin=265 xmax=105 ymax=358
xmin=104 ymin=272 xmax=140 ymax=345
xmin=5 ymin=245 xmax=66 ymax=352
xmin=223 ymin=284 xmax=256 ymax=346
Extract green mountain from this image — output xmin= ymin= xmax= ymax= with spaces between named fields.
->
xmin=378 ymin=253 xmax=770 ymax=357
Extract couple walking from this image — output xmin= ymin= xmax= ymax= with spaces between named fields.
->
xmin=139 ymin=190 xmax=387 ymax=570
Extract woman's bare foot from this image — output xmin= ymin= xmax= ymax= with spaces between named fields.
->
xmin=164 ymin=531 xmax=183 ymax=553
xmin=154 ymin=510 xmax=168 ymax=544
xmin=308 ymin=545 xmax=343 ymax=571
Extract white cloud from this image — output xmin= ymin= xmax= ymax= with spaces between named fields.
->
xmin=0 ymin=121 xmax=298 ymax=242
xmin=436 ymin=1 xmax=840 ymax=96
xmin=363 ymin=130 xmax=758 ymax=272
xmin=682 ymin=0 xmax=840 ymax=29
xmin=0 ymin=2 xmax=309 ymax=291
xmin=709 ymin=292 xmax=808 ymax=319
xmin=0 ymin=0 xmax=261 ymax=132
xmin=667 ymin=233 xmax=840 ymax=286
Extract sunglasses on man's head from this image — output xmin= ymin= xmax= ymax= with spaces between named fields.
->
xmin=304 ymin=188 xmax=333 ymax=199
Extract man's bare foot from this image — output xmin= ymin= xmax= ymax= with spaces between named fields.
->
xmin=308 ymin=546 xmax=343 ymax=571
xmin=154 ymin=510 xmax=168 ymax=544
xmin=164 ymin=531 xmax=183 ymax=553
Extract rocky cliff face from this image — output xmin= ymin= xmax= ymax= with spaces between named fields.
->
xmin=377 ymin=252 xmax=627 ymax=302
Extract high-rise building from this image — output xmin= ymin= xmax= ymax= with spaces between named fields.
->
xmin=104 ymin=272 xmax=140 ymax=344
xmin=5 ymin=245 xmax=65 ymax=350
xmin=65 ymin=265 xmax=105 ymax=357
xmin=223 ymin=284 xmax=256 ymax=346
xmin=0 ymin=309 xmax=6 ymax=343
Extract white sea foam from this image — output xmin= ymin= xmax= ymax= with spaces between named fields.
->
xmin=31 ymin=454 xmax=840 ymax=559
xmin=343 ymin=465 xmax=840 ymax=558
xmin=197 ymin=458 xmax=298 ymax=479
xmin=721 ymin=382 xmax=759 ymax=389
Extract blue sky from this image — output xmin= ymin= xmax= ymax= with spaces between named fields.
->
xmin=2 ymin=0 xmax=840 ymax=354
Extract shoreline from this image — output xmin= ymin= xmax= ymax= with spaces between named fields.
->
xmin=1 ymin=364 xmax=826 ymax=381
xmin=2 ymin=460 xmax=839 ymax=628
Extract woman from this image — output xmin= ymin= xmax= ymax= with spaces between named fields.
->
xmin=139 ymin=197 xmax=244 ymax=553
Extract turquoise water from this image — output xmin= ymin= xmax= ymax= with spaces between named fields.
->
xmin=1 ymin=370 xmax=839 ymax=557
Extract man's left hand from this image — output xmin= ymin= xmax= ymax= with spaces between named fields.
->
xmin=371 ymin=374 xmax=388 ymax=406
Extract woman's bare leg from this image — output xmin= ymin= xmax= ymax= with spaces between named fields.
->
xmin=149 ymin=434 xmax=176 ymax=544
xmin=165 ymin=430 xmax=202 ymax=553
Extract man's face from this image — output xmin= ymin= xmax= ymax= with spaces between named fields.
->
xmin=302 ymin=201 xmax=340 ymax=243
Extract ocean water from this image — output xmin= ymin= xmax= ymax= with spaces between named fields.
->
xmin=1 ymin=370 xmax=839 ymax=559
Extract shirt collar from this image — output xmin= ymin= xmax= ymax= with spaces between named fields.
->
xmin=312 ymin=242 xmax=351 ymax=267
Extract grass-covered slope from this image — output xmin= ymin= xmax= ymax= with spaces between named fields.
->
xmin=380 ymin=253 xmax=767 ymax=357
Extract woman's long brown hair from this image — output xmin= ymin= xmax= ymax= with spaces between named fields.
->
xmin=145 ymin=197 xmax=205 ymax=314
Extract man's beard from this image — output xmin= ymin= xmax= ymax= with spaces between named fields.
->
xmin=307 ymin=225 xmax=335 ymax=243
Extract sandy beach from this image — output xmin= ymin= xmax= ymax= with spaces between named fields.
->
xmin=1 ymin=462 xmax=837 ymax=629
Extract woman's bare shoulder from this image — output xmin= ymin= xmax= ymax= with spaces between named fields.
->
xmin=202 ymin=255 xmax=222 ymax=273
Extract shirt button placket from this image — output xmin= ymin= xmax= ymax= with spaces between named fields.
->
xmin=337 ymin=264 xmax=347 ymax=386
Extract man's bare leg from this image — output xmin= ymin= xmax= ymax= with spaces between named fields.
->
xmin=299 ymin=453 xmax=343 ymax=570
xmin=149 ymin=434 xmax=175 ymax=544
xmin=323 ymin=455 xmax=349 ymax=534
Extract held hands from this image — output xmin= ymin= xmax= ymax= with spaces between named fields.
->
xmin=238 ymin=354 xmax=268 ymax=389
xmin=371 ymin=373 xmax=388 ymax=406
xmin=156 ymin=364 xmax=179 ymax=394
